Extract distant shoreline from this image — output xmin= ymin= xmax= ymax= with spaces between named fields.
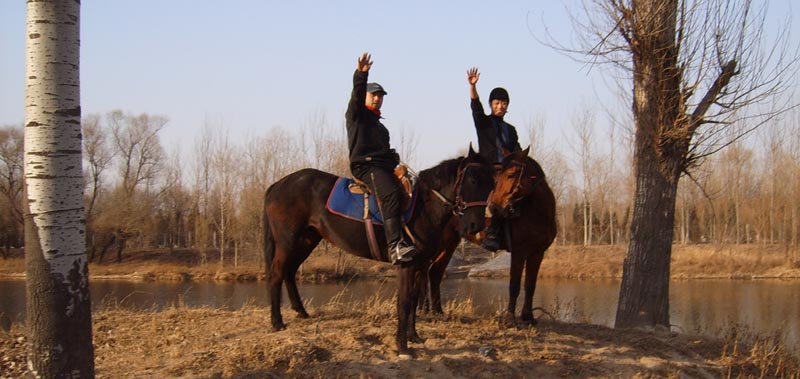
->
xmin=2 ymin=244 xmax=799 ymax=282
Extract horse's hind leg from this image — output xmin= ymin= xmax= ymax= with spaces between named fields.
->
xmin=520 ymin=248 xmax=545 ymax=325
xmin=267 ymin=247 xmax=287 ymax=331
xmin=283 ymin=230 xmax=321 ymax=318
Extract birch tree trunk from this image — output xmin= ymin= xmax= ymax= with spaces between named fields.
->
xmin=24 ymin=1 xmax=95 ymax=377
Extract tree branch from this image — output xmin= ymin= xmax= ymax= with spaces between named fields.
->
xmin=687 ymin=59 xmax=737 ymax=135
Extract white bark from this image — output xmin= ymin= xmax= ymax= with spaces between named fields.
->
xmin=25 ymin=0 xmax=86 ymax=281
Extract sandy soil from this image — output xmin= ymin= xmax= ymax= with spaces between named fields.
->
xmin=3 ymin=299 xmax=798 ymax=379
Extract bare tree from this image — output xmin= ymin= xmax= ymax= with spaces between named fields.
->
xmin=209 ymin=129 xmax=241 ymax=268
xmin=569 ymin=105 xmax=599 ymax=245
xmin=111 ymin=111 xmax=167 ymax=196
xmin=98 ymin=111 xmax=167 ymax=259
xmin=82 ymin=114 xmax=115 ymax=220
xmin=0 ymin=125 xmax=24 ymax=253
xmin=556 ymin=0 xmax=800 ymax=328
xmin=24 ymin=0 xmax=95 ymax=376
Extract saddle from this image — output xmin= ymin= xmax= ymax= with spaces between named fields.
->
xmin=326 ymin=164 xmax=418 ymax=263
xmin=346 ymin=164 xmax=416 ymax=212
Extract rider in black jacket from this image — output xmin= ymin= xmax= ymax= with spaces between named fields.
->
xmin=467 ymin=67 xmax=522 ymax=252
xmin=346 ymin=52 xmax=415 ymax=265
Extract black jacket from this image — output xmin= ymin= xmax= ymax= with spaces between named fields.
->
xmin=471 ymin=98 xmax=521 ymax=163
xmin=345 ymin=70 xmax=399 ymax=170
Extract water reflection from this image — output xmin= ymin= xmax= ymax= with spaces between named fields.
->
xmin=1 ymin=278 xmax=797 ymax=353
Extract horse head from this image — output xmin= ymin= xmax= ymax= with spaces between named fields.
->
xmin=452 ymin=145 xmax=496 ymax=236
xmin=488 ymin=146 xmax=540 ymax=218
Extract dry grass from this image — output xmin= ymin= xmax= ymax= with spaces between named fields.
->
xmin=2 ymin=293 xmax=798 ymax=378
xmin=720 ymin=326 xmax=800 ymax=379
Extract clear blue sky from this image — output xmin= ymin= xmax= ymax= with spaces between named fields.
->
xmin=1 ymin=1 xmax=797 ymax=169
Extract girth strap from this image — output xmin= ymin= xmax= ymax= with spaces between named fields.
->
xmin=362 ymin=192 xmax=383 ymax=262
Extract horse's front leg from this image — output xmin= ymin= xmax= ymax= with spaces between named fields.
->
xmin=520 ymin=249 xmax=545 ymax=325
xmin=504 ymin=250 xmax=526 ymax=327
xmin=395 ymin=264 xmax=417 ymax=357
xmin=427 ymin=250 xmax=450 ymax=315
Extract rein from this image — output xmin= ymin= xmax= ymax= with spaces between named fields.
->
xmin=431 ymin=161 xmax=487 ymax=216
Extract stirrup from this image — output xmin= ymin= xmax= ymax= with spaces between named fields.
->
xmin=389 ymin=242 xmax=415 ymax=265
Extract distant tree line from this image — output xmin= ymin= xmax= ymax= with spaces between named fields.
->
xmin=1 ymin=107 xmax=798 ymax=262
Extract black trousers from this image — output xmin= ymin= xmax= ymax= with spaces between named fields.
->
xmin=351 ymin=163 xmax=402 ymax=221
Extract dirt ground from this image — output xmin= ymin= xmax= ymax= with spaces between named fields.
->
xmin=2 ymin=244 xmax=799 ymax=378
xmin=3 ymin=299 xmax=798 ymax=378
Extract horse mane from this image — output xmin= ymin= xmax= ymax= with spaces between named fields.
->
xmin=524 ymin=156 xmax=546 ymax=179
xmin=418 ymin=156 xmax=465 ymax=192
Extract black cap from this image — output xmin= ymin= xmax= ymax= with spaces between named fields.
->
xmin=367 ymin=82 xmax=387 ymax=95
xmin=489 ymin=87 xmax=509 ymax=103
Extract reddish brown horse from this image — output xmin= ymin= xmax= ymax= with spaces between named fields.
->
xmin=420 ymin=147 xmax=557 ymax=325
xmin=263 ymin=147 xmax=495 ymax=356
xmin=487 ymin=147 xmax=557 ymax=325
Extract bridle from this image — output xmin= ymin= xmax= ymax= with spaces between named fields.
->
xmin=431 ymin=161 xmax=488 ymax=216
xmin=498 ymin=159 xmax=540 ymax=216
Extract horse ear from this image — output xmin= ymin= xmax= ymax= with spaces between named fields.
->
xmin=468 ymin=143 xmax=477 ymax=158
xmin=520 ymin=146 xmax=531 ymax=158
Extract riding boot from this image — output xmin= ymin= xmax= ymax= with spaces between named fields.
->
xmin=481 ymin=216 xmax=503 ymax=252
xmin=384 ymin=217 xmax=415 ymax=265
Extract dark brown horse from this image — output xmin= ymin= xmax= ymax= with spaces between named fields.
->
xmin=420 ymin=148 xmax=556 ymax=320
xmin=263 ymin=147 xmax=495 ymax=356
xmin=487 ymin=147 xmax=557 ymax=325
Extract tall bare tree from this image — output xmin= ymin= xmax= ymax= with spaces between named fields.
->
xmin=0 ymin=126 xmax=24 ymax=253
xmin=559 ymin=0 xmax=799 ymax=328
xmin=210 ymin=129 xmax=240 ymax=267
xmin=24 ymin=0 xmax=95 ymax=376
xmin=82 ymin=114 xmax=115 ymax=220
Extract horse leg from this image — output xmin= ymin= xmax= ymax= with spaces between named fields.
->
xmin=283 ymin=233 xmax=320 ymax=319
xmin=505 ymin=250 xmax=526 ymax=327
xmin=395 ymin=264 xmax=416 ymax=356
xmin=406 ymin=266 xmax=426 ymax=344
xmin=268 ymin=249 xmax=288 ymax=331
xmin=520 ymin=247 xmax=545 ymax=325
xmin=417 ymin=263 xmax=431 ymax=313
xmin=427 ymin=248 xmax=453 ymax=315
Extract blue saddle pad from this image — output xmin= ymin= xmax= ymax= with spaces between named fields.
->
xmin=326 ymin=177 xmax=417 ymax=224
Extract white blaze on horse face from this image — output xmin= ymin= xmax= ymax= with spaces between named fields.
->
xmin=490 ymin=168 xmax=519 ymax=209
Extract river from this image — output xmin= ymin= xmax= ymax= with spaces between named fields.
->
xmin=1 ymin=278 xmax=797 ymax=353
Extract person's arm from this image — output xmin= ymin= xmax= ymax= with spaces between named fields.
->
xmin=346 ymin=52 xmax=373 ymax=120
xmin=467 ymin=67 xmax=480 ymax=100
xmin=468 ymin=67 xmax=491 ymax=131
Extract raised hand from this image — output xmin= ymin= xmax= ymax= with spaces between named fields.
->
xmin=357 ymin=52 xmax=373 ymax=72
xmin=467 ymin=67 xmax=480 ymax=85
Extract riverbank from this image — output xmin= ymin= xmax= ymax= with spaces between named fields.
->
xmin=2 ymin=244 xmax=799 ymax=282
xmin=2 ymin=297 xmax=799 ymax=378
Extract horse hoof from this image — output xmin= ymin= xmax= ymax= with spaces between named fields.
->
xmin=271 ymin=323 xmax=286 ymax=332
xmin=499 ymin=313 xmax=516 ymax=328
xmin=296 ymin=312 xmax=310 ymax=319
xmin=397 ymin=353 xmax=413 ymax=361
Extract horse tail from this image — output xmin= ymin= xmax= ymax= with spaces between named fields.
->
xmin=263 ymin=193 xmax=275 ymax=275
